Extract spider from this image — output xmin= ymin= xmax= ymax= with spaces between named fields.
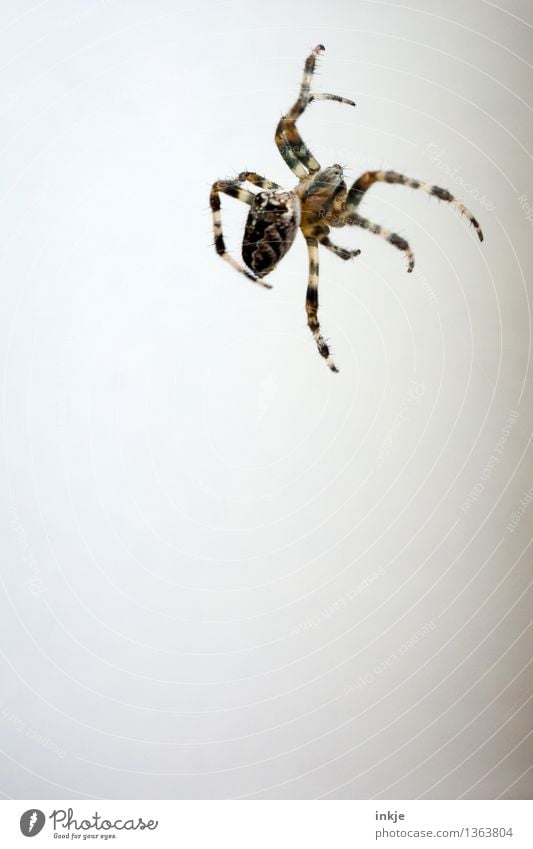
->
xmin=210 ymin=44 xmax=483 ymax=372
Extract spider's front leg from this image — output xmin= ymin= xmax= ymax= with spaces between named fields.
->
xmin=345 ymin=170 xmax=484 ymax=242
xmin=276 ymin=45 xmax=355 ymax=180
xmin=305 ymin=238 xmax=338 ymax=373
xmin=210 ymin=178 xmax=273 ymax=289
xmin=324 ymin=178 xmax=415 ymax=270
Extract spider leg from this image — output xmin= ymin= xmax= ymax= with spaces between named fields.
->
xmin=238 ymin=171 xmax=281 ymax=190
xmin=276 ymin=46 xmax=356 ymax=180
xmin=276 ymin=46 xmax=350 ymax=178
xmin=317 ymin=233 xmax=361 ymax=261
xmin=306 ymin=237 xmax=338 ymax=372
xmin=345 ymin=170 xmax=483 ymax=241
xmin=276 ymin=45 xmax=324 ymax=179
xmin=340 ymin=212 xmax=415 ymax=272
xmin=210 ymin=180 xmax=273 ymax=289
xmin=309 ymin=93 xmax=356 ymax=106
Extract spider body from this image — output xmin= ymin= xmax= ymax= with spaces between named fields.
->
xmin=242 ymin=190 xmax=301 ymax=277
xmin=210 ymin=45 xmax=483 ymax=372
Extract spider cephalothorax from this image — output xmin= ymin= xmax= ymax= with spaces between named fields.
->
xmin=210 ymin=44 xmax=483 ymax=372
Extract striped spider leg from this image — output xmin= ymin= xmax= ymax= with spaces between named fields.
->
xmin=324 ymin=169 xmax=483 ymax=274
xmin=275 ymin=44 xmax=355 ymax=179
xmin=275 ymin=45 xmax=360 ymax=370
xmin=344 ymin=170 xmax=483 ymax=244
xmin=209 ymin=173 xmax=283 ymax=289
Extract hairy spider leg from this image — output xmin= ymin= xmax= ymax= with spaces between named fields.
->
xmin=276 ymin=46 xmax=356 ymax=180
xmin=237 ymin=171 xmax=281 ymax=190
xmin=305 ymin=238 xmax=338 ymax=372
xmin=310 ymin=181 xmax=412 ymax=269
xmin=277 ymin=88 xmax=355 ymax=177
xmin=210 ymin=180 xmax=273 ymax=289
xmin=324 ymin=178 xmax=414 ymax=272
xmin=343 ymin=213 xmax=415 ymax=271
xmin=309 ymin=92 xmax=356 ymax=106
xmin=276 ymin=46 xmax=324 ymax=179
xmin=346 ymin=170 xmax=484 ymax=241
xmin=318 ymin=233 xmax=361 ymax=261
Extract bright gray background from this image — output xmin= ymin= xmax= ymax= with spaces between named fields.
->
xmin=1 ymin=0 xmax=532 ymax=799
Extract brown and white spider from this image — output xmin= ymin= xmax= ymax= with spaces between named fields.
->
xmin=210 ymin=44 xmax=483 ymax=372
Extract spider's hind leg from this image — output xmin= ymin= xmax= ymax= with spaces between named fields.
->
xmin=346 ymin=170 xmax=483 ymax=241
xmin=306 ymin=237 xmax=338 ymax=372
xmin=210 ymin=179 xmax=273 ymax=289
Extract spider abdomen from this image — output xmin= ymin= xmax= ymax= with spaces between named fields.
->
xmin=242 ymin=190 xmax=300 ymax=278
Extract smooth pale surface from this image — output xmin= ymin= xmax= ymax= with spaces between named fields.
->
xmin=0 ymin=0 xmax=532 ymax=800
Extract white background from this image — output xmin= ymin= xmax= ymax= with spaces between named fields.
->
xmin=1 ymin=0 xmax=532 ymax=799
